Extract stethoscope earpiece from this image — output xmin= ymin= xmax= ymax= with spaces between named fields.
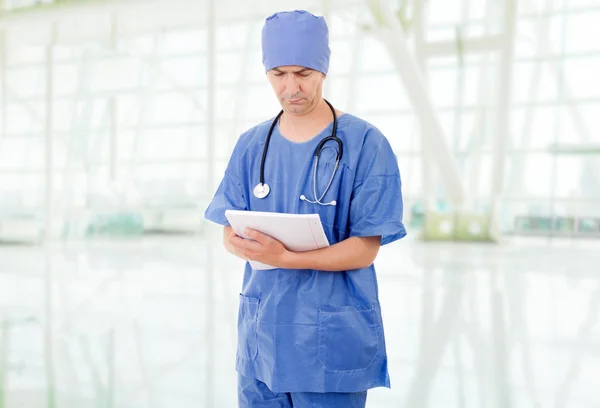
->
xmin=299 ymin=194 xmax=336 ymax=206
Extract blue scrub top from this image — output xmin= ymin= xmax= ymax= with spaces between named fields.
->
xmin=204 ymin=112 xmax=407 ymax=393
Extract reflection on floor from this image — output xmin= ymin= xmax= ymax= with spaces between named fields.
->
xmin=0 ymin=231 xmax=598 ymax=407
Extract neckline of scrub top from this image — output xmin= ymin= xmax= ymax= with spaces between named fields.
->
xmin=275 ymin=112 xmax=349 ymax=145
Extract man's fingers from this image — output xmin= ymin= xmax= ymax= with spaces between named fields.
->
xmin=229 ymin=235 xmax=246 ymax=249
xmin=245 ymin=228 xmax=270 ymax=245
xmin=245 ymin=240 xmax=263 ymax=251
xmin=230 ymin=234 xmax=262 ymax=251
xmin=244 ymin=228 xmax=259 ymax=240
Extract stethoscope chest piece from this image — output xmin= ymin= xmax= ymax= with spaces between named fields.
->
xmin=253 ymin=183 xmax=270 ymax=199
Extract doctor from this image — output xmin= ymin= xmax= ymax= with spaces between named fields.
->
xmin=205 ymin=9 xmax=407 ymax=408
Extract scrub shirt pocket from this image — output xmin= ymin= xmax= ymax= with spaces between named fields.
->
xmin=238 ymin=294 xmax=259 ymax=361
xmin=318 ymin=305 xmax=380 ymax=371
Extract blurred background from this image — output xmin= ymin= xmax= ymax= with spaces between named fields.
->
xmin=0 ymin=0 xmax=599 ymax=406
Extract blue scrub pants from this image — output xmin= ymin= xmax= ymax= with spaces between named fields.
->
xmin=238 ymin=374 xmax=368 ymax=408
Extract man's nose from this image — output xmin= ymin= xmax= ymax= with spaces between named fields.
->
xmin=284 ymin=75 xmax=300 ymax=94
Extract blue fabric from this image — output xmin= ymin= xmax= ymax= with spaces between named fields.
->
xmin=261 ymin=10 xmax=331 ymax=75
xmin=205 ymin=113 xmax=407 ymax=393
xmin=238 ymin=374 xmax=367 ymax=408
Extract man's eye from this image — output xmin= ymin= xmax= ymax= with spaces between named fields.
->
xmin=274 ymin=73 xmax=284 ymax=77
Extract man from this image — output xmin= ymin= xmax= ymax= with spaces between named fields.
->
xmin=204 ymin=9 xmax=407 ymax=408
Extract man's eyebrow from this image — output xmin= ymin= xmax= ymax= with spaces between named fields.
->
xmin=272 ymin=68 xmax=312 ymax=74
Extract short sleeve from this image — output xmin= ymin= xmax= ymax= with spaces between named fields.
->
xmin=204 ymin=170 xmax=247 ymax=226
xmin=204 ymin=137 xmax=249 ymax=226
xmin=348 ymin=132 xmax=407 ymax=245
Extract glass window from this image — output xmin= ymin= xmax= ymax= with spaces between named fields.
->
xmin=90 ymin=57 xmax=142 ymax=92
xmin=511 ymin=106 xmax=560 ymax=149
xmin=155 ymin=56 xmax=207 ymax=90
xmin=563 ymin=57 xmax=600 ymax=99
xmin=163 ymin=28 xmax=207 ymax=54
xmin=6 ymin=102 xmax=45 ymax=134
xmin=355 ymin=74 xmax=410 ymax=112
xmin=426 ymin=0 xmax=465 ymax=25
xmin=512 ymin=61 xmax=560 ymax=103
xmin=6 ymin=67 xmax=44 ymax=98
xmin=565 ymin=11 xmax=600 ymax=53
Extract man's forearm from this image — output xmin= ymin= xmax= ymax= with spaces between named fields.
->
xmin=282 ymin=236 xmax=380 ymax=272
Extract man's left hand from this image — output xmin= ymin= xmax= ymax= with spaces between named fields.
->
xmin=229 ymin=228 xmax=290 ymax=268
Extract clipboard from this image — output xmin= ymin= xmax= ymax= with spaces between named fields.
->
xmin=224 ymin=210 xmax=330 ymax=270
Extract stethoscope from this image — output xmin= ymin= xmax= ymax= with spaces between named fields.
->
xmin=253 ymin=99 xmax=343 ymax=206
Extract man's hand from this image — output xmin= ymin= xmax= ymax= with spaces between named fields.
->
xmin=229 ymin=228 xmax=290 ymax=268
xmin=223 ymin=226 xmax=380 ymax=271
xmin=223 ymin=226 xmax=247 ymax=261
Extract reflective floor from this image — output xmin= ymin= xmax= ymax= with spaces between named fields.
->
xmin=0 ymin=230 xmax=598 ymax=407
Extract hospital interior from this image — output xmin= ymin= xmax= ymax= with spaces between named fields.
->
xmin=0 ymin=0 xmax=599 ymax=406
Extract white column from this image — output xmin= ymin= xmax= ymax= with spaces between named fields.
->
xmin=205 ymin=0 xmax=216 ymax=407
xmin=43 ymin=23 xmax=57 ymax=408
xmin=109 ymin=97 xmax=117 ymax=183
xmin=412 ymin=0 xmax=434 ymax=213
xmin=490 ymin=0 xmax=517 ymax=217
xmin=44 ymin=24 xmax=57 ymax=241
xmin=109 ymin=13 xmax=118 ymax=184
xmin=490 ymin=272 xmax=511 ymax=408
xmin=230 ymin=21 xmax=254 ymax=148
xmin=0 ymin=318 xmax=8 ymax=407
xmin=368 ymin=0 xmax=467 ymax=208
xmin=322 ymin=0 xmax=332 ymax=98
xmin=0 ymin=29 xmax=5 ymax=143
xmin=468 ymin=0 xmax=496 ymax=206
xmin=345 ymin=6 xmax=363 ymax=113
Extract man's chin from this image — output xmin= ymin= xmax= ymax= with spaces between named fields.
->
xmin=281 ymin=100 xmax=308 ymax=114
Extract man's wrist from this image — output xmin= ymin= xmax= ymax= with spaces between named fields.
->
xmin=281 ymin=250 xmax=301 ymax=269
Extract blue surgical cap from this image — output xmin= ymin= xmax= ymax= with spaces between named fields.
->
xmin=261 ymin=10 xmax=331 ymax=75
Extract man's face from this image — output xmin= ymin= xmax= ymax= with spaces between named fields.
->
xmin=267 ymin=66 xmax=325 ymax=115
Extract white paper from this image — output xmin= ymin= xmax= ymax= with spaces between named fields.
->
xmin=224 ymin=210 xmax=330 ymax=270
